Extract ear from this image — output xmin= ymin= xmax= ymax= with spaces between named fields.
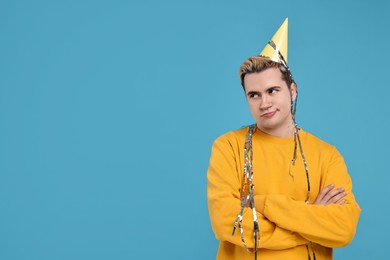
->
xmin=290 ymin=82 xmax=297 ymax=101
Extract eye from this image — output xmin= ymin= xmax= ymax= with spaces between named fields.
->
xmin=268 ymin=88 xmax=279 ymax=94
xmin=248 ymin=93 xmax=259 ymax=99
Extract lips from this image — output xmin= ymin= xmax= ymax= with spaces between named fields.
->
xmin=261 ymin=111 xmax=276 ymax=118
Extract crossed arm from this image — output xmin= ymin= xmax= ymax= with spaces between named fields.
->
xmin=207 ymin=135 xmax=361 ymax=250
xmin=244 ymin=183 xmax=346 ymax=208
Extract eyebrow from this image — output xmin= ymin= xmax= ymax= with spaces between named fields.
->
xmin=246 ymin=86 xmax=281 ymax=96
xmin=246 ymin=90 xmax=260 ymax=96
xmin=267 ymin=86 xmax=281 ymax=91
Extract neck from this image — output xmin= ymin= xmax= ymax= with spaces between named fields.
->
xmin=257 ymin=118 xmax=296 ymax=138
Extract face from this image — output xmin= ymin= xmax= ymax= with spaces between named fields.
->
xmin=244 ymin=67 xmax=297 ymax=137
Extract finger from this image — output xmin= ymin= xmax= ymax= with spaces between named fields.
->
xmin=325 ymin=190 xmax=347 ymax=205
xmin=338 ymin=199 xmax=346 ymax=205
xmin=314 ymin=184 xmax=334 ymax=204
xmin=322 ymin=187 xmax=345 ymax=204
xmin=315 ymin=184 xmax=336 ymax=204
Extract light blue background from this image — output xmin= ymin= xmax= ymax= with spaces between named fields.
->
xmin=0 ymin=0 xmax=389 ymax=259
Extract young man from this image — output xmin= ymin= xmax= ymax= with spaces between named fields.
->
xmin=207 ymin=18 xmax=360 ymax=260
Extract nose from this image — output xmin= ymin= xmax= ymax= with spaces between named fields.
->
xmin=260 ymin=95 xmax=272 ymax=110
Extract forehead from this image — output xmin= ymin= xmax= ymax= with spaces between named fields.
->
xmin=244 ymin=67 xmax=288 ymax=91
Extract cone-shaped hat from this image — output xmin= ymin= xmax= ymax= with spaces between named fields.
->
xmin=260 ymin=18 xmax=288 ymax=64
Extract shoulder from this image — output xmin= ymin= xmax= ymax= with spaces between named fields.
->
xmin=301 ymin=129 xmax=333 ymax=147
xmin=300 ymin=129 xmax=340 ymax=157
xmin=213 ymin=126 xmax=249 ymax=145
xmin=208 ymin=126 xmax=251 ymax=162
xmin=210 ymin=126 xmax=252 ymax=154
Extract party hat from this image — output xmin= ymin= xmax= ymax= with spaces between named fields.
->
xmin=260 ymin=18 xmax=288 ymax=64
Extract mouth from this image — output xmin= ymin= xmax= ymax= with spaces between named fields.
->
xmin=261 ymin=111 xmax=276 ymax=118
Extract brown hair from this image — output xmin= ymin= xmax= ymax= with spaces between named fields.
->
xmin=239 ymin=56 xmax=293 ymax=90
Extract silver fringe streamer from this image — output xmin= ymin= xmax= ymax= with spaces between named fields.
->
xmin=232 ymin=38 xmax=314 ymax=259
xmin=232 ymin=124 xmax=260 ymax=259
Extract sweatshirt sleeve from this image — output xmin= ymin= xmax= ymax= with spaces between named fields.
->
xmin=207 ymin=134 xmax=308 ymax=250
xmin=261 ymin=146 xmax=361 ymax=248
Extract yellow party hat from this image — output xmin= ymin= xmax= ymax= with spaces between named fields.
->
xmin=260 ymin=18 xmax=288 ymax=64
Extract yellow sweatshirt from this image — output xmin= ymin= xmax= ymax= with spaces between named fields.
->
xmin=207 ymin=127 xmax=361 ymax=260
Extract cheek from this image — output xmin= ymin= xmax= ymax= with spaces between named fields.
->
xmin=280 ymin=92 xmax=292 ymax=103
xmin=247 ymin=100 xmax=259 ymax=112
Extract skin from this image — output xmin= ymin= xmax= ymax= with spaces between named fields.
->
xmin=244 ymin=68 xmax=297 ymax=138
xmin=243 ymin=67 xmax=346 ymax=205
xmin=314 ymin=184 xmax=346 ymax=205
